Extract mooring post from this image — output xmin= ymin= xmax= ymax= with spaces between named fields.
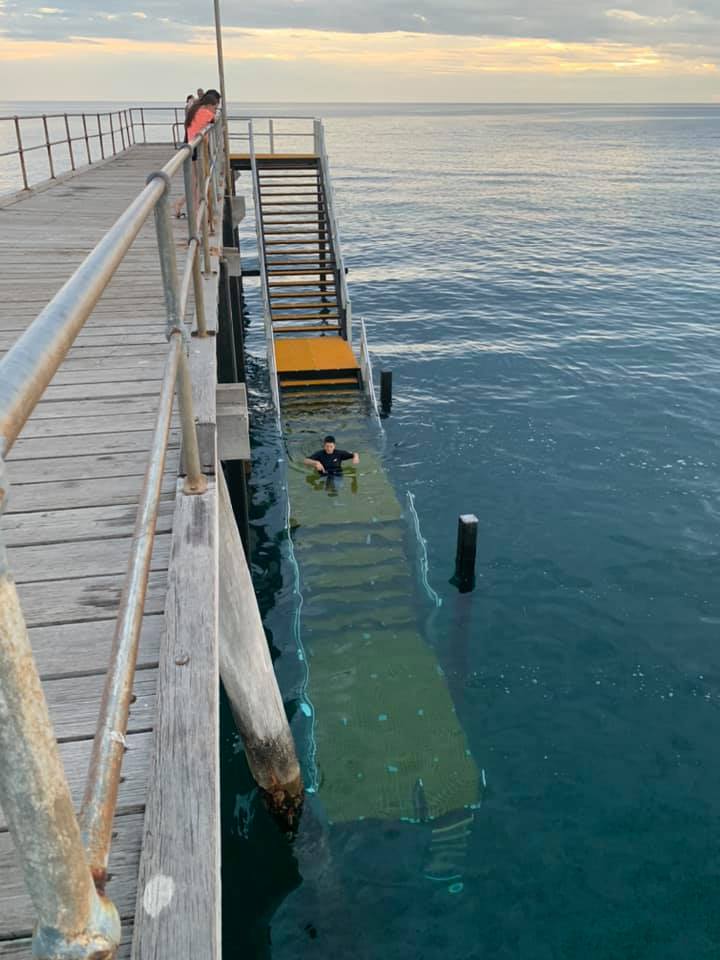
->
xmin=454 ymin=513 xmax=478 ymax=592
xmin=380 ymin=369 xmax=393 ymax=413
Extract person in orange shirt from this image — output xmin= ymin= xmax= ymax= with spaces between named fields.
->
xmin=175 ymin=89 xmax=221 ymax=218
xmin=186 ymin=89 xmax=221 ymax=144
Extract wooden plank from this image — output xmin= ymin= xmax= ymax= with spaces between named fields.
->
xmin=5 ymin=474 xmax=176 ymax=513
xmin=132 ymin=479 xmax=219 ymax=960
xmin=16 ymin=569 xmax=168 ymax=628
xmin=16 ymin=414 xmax=175 ymax=441
xmin=0 ymin=732 xmax=151 ymax=833
xmin=8 ymin=534 xmax=171 ymax=585
xmin=2 ymin=502 xmax=175 ymax=548
xmin=0 ymin=926 xmax=133 ymax=958
xmin=6 ymin=450 xmax=177 ymax=485
xmin=0 ymin=813 xmax=144 ymax=940
xmin=42 ymin=668 xmax=157 ymax=743
xmin=29 ymin=614 xmax=163 ymax=679
xmin=9 ymin=431 xmax=179 ymax=462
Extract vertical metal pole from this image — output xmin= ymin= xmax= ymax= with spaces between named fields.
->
xmin=212 ymin=0 xmax=233 ymax=193
xmin=118 ymin=113 xmax=126 ymax=151
xmin=380 ymin=370 xmax=393 ymax=412
xmin=200 ymin=142 xmax=212 ymax=273
xmin=97 ymin=114 xmax=105 ymax=159
xmin=13 ymin=117 xmax=28 ymax=191
xmin=183 ymin=152 xmax=208 ymax=337
xmin=141 ymin=107 xmax=147 ymax=144
xmin=269 ymin=118 xmax=275 ymax=155
xmin=64 ymin=113 xmax=75 ymax=171
xmin=109 ymin=113 xmax=116 ymax=155
xmin=151 ymin=178 xmax=207 ymax=494
xmin=82 ymin=113 xmax=91 ymax=164
xmin=0 ymin=464 xmax=120 ymax=956
xmin=42 ymin=115 xmax=55 ymax=179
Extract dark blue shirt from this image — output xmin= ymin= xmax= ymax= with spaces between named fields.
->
xmin=310 ymin=449 xmax=353 ymax=475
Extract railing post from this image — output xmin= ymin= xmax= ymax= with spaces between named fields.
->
xmin=141 ymin=107 xmax=147 ymax=144
xmin=269 ymin=118 xmax=275 ymax=154
xmin=200 ymin=140 xmax=212 ymax=273
xmin=63 ymin=113 xmax=75 ymax=171
xmin=0 ymin=459 xmax=120 ymax=958
xmin=183 ymin=152 xmax=207 ymax=337
xmin=118 ymin=112 xmax=126 ymax=151
xmin=109 ymin=113 xmax=116 ymax=155
xmin=149 ymin=171 xmax=207 ymax=494
xmin=13 ymin=117 xmax=29 ymax=191
xmin=313 ymin=118 xmax=321 ymax=156
xmin=81 ymin=113 xmax=91 ymax=164
xmin=42 ymin=114 xmax=55 ymax=180
xmin=96 ymin=113 xmax=104 ymax=159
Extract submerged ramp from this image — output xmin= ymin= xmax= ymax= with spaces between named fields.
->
xmin=282 ymin=392 xmax=480 ymax=826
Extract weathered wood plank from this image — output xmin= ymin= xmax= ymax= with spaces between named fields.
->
xmin=2 ymin=502 xmax=175 ymax=548
xmin=0 ymin=813 xmax=144 ymax=939
xmin=42 ymin=668 xmax=157 ymax=744
xmin=5 ymin=474 xmax=176 ymax=513
xmin=0 ymin=732 xmax=151 ymax=833
xmin=8 ymin=534 xmax=171 ymax=585
xmin=0 ymin=926 xmax=134 ymax=958
xmin=29 ymin=614 xmax=163 ymax=679
xmin=9 ymin=431 xmax=179 ymax=463
xmin=132 ymin=479 xmax=219 ymax=960
xmin=6 ymin=450 xmax=177 ymax=486
xmin=16 ymin=569 xmax=168 ymax=627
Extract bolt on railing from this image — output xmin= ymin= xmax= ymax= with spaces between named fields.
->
xmin=0 ymin=115 xmax=223 ymax=958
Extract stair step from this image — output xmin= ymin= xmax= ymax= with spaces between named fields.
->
xmin=270 ymin=283 xmax=335 ymax=298
xmin=281 ymin=378 xmax=358 ymax=389
xmin=261 ymin=200 xmax=325 ymax=206
xmin=259 ymin=172 xmax=319 ymax=177
xmin=274 ymin=325 xmax=342 ymax=335
xmin=258 ymin=191 xmax=320 ymax=197
xmin=264 ymin=230 xmax=329 ymax=237
xmin=266 ymin=260 xmax=336 ymax=267
xmin=273 ymin=312 xmax=340 ymax=321
xmin=262 ymin=221 xmax=327 ymax=227
xmin=272 ymin=302 xmax=338 ymax=311
xmin=265 ymin=240 xmax=329 ymax=246
xmin=268 ymin=279 xmax=337 ymax=287
xmin=267 ymin=268 xmax=336 ymax=276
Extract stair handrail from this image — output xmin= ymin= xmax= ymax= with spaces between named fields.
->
xmin=247 ymin=119 xmax=281 ymax=418
xmin=358 ymin=318 xmax=380 ymax=420
xmin=0 ymin=117 xmax=223 ymax=958
xmin=314 ymin=120 xmax=353 ymax=343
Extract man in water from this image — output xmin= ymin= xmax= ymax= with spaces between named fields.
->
xmin=304 ymin=435 xmax=359 ymax=477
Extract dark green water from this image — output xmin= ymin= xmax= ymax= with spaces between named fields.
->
xmin=223 ymin=103 xmax=720 ymax=959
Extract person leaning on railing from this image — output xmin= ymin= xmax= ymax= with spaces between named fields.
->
xmin=174 ymin=89 xmax=221 ymax=218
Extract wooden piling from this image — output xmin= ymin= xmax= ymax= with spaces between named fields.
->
xmin=454 ymin=513 xmax=478 ymax=591
xmin=217 ymin=471 xmax=303 ymax=820
xmin=380 ymin=369 xmax=393 ymax=411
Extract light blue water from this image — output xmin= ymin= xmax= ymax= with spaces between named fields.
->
xmin=223 ymin=103 xmax=720 ymax=960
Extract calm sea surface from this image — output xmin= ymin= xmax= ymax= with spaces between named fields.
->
xmin=5 ymin=101 xmax=720 ymax=957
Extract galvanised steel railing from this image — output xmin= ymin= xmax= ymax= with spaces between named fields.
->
xmin=0 ymin=114 xmax=224 ymax=959
xmin=0 ymin=109 xmax=136 ymax=192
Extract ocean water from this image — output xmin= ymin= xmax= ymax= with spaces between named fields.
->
xmin=224 ymin=103 xmax=720 ymax=960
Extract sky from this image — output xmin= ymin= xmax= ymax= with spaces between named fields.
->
xmin=1 ymin=0 xmax=719 ymax=102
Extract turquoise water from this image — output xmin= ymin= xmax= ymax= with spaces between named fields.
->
xmin=223 ymin=103 xmax=720 ymax=959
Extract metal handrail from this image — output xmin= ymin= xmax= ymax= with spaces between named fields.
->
xmin=314 ymin=121 xmax=352 ymax=341
xmin=0 ymin=115 xmax=224 ymax=958
xmin=248 ymin=120 xmax=281 ymax=417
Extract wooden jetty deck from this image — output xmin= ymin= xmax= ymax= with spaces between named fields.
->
xmin=0 ymin=145 xmax=226 ymax=958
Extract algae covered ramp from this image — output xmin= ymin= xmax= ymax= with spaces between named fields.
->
xmin=282 ymin=392 xmax=481 ymax=850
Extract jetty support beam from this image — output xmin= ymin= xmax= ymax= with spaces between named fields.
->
xmin=217 ymin=471 xmax=303 ymax=820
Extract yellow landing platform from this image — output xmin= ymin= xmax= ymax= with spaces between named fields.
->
xmin=275 ymin=337 xmax=359 ymax=377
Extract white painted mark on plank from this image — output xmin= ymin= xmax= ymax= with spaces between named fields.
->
xmin=143 ymin=874 xmax=175 ymax=917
